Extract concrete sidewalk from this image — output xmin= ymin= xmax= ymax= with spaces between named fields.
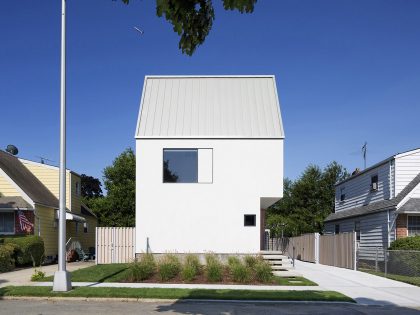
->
xmin=295 ymin=260 xmax=420 ymax=307
xmin=32 ymin=281 xmax=325 ymax=291
xmin=0 ymin=261 xmax=94 ymax=288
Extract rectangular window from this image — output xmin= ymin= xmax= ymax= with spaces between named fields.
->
xmin=163 ymin=149 xmax=213 ymax=183
xmin=75 ymin=222 xmax=79 ymax=234
xmin=408 ymin=216 xmax=420 ymax=236
xmin=340 ymin=187 xmax=346 ymax=202
xmin=75 ymin=181 xmax=81 ymax=196
xmin=0 ymin=212 xmax=15 ymax=234
xmin=244 ymin=214 xmax=256 ymax=227
xmin=335 ymin=224 xmax=340 ymax=234
xmin=371 ymin=175 xmax=379 ymax=191
xmin=84 ymin=222 xmax=88 ymax=233
xmin=354 ymin=221 xmax=361 ymax=241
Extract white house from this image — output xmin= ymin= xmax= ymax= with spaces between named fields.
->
xmin=324 ymin=148 xmax=420 ymax=250
xmin=135 ymin=75 xmax=284 ymax=254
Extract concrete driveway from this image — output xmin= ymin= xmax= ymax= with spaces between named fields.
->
xmin=295 ymin=260 xmax=420 ymax=307
xmin=0 ymin=261 xmax=94 ymax=287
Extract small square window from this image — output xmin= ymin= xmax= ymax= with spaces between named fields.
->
xmin=244 ymin=215 xmax=256 ymax=227
xmin=335 ymin=224 xmax=340 ymax=234
xmin=371 ymin=175 xmax=378 ymax=191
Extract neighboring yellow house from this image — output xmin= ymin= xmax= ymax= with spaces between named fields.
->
xmin=0 ymin=150 xmax=97 ymax=261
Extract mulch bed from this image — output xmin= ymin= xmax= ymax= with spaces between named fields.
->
xmin=122 ymin=267 xmax=292 ymax=285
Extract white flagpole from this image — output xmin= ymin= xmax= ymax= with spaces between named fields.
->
xmin=53 ymin=0 xmax=72 ymax=292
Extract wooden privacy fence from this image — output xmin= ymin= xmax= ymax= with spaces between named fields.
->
xmin=268 ymin=232 xmax=356 ymax=270
xmin=287 ymin=233 xmax=319 ymax=263
xmin=319 ymin=232 xmax=356 ymax=269
xmin=96 ymin=227 xmax=136 ymax=264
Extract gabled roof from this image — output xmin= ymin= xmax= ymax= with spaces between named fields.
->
xmin=0 ymin=150 xmax=59 ymax=208
xmin=399 ymin=198 xmax=420 ymax=213
xmin=336 ymin=147 xmax=420 ymax=186
xmin=325 ymin=173 xmax=420 ymax=222
xmin=135 ymin=75 xmax=284 ymax=139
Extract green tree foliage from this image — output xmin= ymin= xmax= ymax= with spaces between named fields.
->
xmin=85 ymin=148 xmax=136 ymax=227
xmin=80 ymin=174 xmax=103 ymax=199
xmin=120 ymin=0 xmax=257 ymax=55
xmin=267 ymin=162 xmax=349 ymax=236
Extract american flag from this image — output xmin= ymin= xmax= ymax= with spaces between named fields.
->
xmin=18 ymin=210 xmax=33 ymax=233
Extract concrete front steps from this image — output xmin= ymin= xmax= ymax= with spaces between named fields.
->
xmin=259 ymin=250 xmax=301 ymax=277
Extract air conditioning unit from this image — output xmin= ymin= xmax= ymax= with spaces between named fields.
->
xmin=371 ymin=182 xmax=378 ymax=191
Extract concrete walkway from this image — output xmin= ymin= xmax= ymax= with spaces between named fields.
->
xmin=295 ymin=260 xmax=420 ymax=307
xmin=0 ymin=261 xmax=94 ymax=288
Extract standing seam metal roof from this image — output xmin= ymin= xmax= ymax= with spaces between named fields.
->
xmin=135 ymin=76 xmax=284 ymax=139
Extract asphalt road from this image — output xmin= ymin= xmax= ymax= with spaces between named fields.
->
xmin=1 ymin=300 xmax=420 ymax=315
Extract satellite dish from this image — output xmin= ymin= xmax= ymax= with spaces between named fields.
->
xmin=6 ymin=145 xmax=18 ymax=156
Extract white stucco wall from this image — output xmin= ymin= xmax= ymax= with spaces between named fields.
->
xmin=135 ymin=139 xmax=283 ymax=254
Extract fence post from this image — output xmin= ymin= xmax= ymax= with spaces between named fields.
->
xmin=95 ymin=227 xmax=98 ymax=265
xmin=375 ymin=247 xmax=378 ymax=272
xmin=384 ymin=249 xmax=388 ymax=277
xmin=292 ymin=246 xmax=295 ymax=268
xmin=353 ymin=231 xmax=357 ymax=270
xmin=314 ymin=233 xmax=320 ymax=264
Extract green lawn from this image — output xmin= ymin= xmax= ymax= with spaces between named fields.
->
xmin=39 ymin=264 xmax=317 ymax=286
xmin=41 ymin=264 xmax=131 ymax=282
xmin=0 ymin=286 xmax=353 ymax=302
xmin=360 ymin=269 xmax=420 ymax=287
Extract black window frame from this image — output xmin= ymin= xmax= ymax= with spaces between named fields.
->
xmin=162 ymin=149 xmax=198 ymax=184
xmin=244 ymin=214 xmax=256 ymax=227
xmin=335 ymin=224 xmax=340 ymax=235
xmin=371 ymin=174 xmax=379 ymax=192
xmin=340 ymin=187 xmax=346 ymax=202
xmin=354 ymin=221 xmax=361 ymax=241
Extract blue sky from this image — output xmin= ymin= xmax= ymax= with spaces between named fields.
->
xmin=1 ymin=0 xmax=420 ymax=183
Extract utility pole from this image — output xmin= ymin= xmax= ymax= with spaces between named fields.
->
xmin=53 ymin=0 xmax=71 ymax=292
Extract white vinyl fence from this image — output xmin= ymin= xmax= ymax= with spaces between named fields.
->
xmin=96 ymin=227 xmax=136 ymax=264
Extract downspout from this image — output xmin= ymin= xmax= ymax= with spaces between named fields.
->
xmin=387 ymin=209 xmax=390 ymax=248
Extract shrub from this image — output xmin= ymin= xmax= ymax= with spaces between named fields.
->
xmin=0 ymin=245 xmax=15 ymax=272
xmin=227 ymin=256 xmax=241 ymax=267
xmin=244 ymin=255 xmax=259 ymax=269
xmin=229 ymin=261 xmax=251 ymax=283
xmin=254 ymin=260 xmax=273 ymax=283
xmin=31 ymin=269 xmax=46 ymax=281
xmin=181 ymin=254 xmax=200 ymax=282
xmin=182 ymin=264 xmax=197 ymax=282
xmin=157 ymin=254 xmax=181 ymax=281
xmin=205 ymin=253 xmax=219 ymax=266
xmin=4 ymin=236 xmax=45 ymax=266
xmin=389 ymin=236 xmax=420 ymax=250
xmin=206 ymin=262 xmax=223 ymax=283
xmin=184 ymin=254 xmax=200 ymax=273
xmin=128 ymin=254 xmax=156 ymax=281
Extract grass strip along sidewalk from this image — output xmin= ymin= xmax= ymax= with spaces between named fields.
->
xmin=38 ymin=264 xmax=317 ymax=286
xmin=0 ymin=286 xmax=354 ymax=302
xmin=360 ymin=269 xmax=420 ymax=287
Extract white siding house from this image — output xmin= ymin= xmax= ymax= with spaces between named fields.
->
xmin=325 ymin=148 xmax=420 ymax=249
xmin=135 ymin=76 xmax=284 ymax=254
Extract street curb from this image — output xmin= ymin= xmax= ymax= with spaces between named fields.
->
xmin=0 ymin=296 xmax=356 ymax=304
